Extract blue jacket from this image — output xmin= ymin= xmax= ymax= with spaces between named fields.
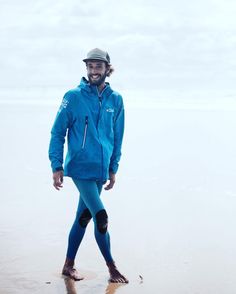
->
xmin=49 ymin=77 xmax=125 ymax=181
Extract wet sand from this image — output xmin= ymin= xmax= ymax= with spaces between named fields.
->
xmin=1 ymin=96 xmax=236 ymax=293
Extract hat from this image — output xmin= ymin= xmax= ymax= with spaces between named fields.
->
xmin=83 ymin=48 xmax=110 ymax=64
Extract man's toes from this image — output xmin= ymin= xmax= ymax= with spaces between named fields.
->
xmin=109 ymin=277 xmax=128 ymax=283
xmin=111 ymin=278 xmax=120 ymax=283
xmin=119 ymin=275 xmax=128 ymax=283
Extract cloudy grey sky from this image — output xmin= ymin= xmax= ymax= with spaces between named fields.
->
xmin=1 ymin=0 xmax=236 ymax=93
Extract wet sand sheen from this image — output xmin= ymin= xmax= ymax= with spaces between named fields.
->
xmin=1 ymin=103 xmax=236 ymax=293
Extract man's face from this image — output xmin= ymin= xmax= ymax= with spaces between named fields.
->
xmin=86 ymin=60 xmax=108 ymax=86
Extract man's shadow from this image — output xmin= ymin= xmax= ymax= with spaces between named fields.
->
xmin=63 ymin=276 xmax=125 ymax=294
xmin=105 ymin=282 xmax=125 ymax=294
xmin=63 ymin=277 xmax=77 ymax=294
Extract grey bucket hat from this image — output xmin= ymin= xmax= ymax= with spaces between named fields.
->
xmin=83 ymin=48 xmax=110 ymax=64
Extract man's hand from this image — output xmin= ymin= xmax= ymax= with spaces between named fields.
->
xmin=53 ymin=170 xmax=64 ymax=190
xmin=104 ymin=172 xmax=116 ymax=190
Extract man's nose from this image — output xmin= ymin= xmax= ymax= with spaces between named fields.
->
xmin=90 ymin=68 xmax=98 ymax=74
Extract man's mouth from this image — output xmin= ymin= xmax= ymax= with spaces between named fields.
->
xmin=90 ymin=75 xmax=100 ymax=80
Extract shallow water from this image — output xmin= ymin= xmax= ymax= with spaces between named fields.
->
xmin=1 ymin=96 xmax=236 ymax=293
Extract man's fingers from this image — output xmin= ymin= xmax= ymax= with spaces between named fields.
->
xmin=52 ymin=171 xmax=64 ymax=190
xmin=54 ymin=185 xmax=63 ymax=191
xmin=105 ymin=172 xmax=116 ymax=190
xmin=104 ymin=185 xmax=110 ymax=190
xmin=54 ymin=185 xmax=60 ymax=191
xmin=53 ymin=182 xmax=63 ymax=190
xmin=104 ymin=180 xmax=115 ymax=190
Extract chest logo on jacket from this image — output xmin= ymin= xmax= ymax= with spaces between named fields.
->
xmin=106 ymin=108 xmax=114 ymax=113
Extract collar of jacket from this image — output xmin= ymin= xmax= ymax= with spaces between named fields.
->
xmin=78 ymin=77 xmax=113 ymax=97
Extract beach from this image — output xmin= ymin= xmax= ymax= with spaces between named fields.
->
xmin=1 ymin=91 xmax=236 ymax=294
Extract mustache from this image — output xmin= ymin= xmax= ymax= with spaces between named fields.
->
xmin=89 ymin=74 xmax=101 ymax=77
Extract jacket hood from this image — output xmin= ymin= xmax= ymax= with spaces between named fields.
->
xmin=78 ymin=77 xmax=113 ymax=96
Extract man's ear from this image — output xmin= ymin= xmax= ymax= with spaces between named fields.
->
xmin=106 ymin=66 xmax=115 ymax=77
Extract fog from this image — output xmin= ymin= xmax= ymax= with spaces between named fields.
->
xmin=1 ymin=0 xmax=236 ymax=93
xmin=1 ymin=1 xmax=236 ymax=294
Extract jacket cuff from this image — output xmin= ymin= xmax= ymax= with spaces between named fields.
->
xmin=109 ymin=164 xmax=118 ymax=174
xmin=52 ymin=166 xmax=64 ymax=172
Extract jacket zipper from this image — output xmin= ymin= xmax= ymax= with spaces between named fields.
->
xmin=96 ymin=87 xmax=103 ymax=128
xmin=96 ymin=87 xmax=105 ymax=180
xmin=98 ymin=95 xmax=102 ymax=107
xmin=82 ymin=116 xmax=88 ymax=149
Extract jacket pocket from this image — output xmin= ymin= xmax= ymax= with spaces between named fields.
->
xmin=82 ymin=116 xmax=88 ymax=149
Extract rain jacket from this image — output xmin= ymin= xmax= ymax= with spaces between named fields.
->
xmin=48 ymin=77 xmax=125 ymax=181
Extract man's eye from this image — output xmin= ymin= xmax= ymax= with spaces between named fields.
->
xmin=87 ymin=65 xmax=103 ymax=70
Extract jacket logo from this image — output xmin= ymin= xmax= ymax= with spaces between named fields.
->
xmin=106 ymin=108 xmax=114 ymax=113
xmin=61 ymin=98 xmax=69 ymax=109
xmin=58 ymin=98 xmax=69 ymax=113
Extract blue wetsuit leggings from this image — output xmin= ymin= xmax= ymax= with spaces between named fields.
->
xmin=66 ymin=179 xmax=114 ymax=263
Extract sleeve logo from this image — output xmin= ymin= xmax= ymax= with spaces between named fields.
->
xmin=58 ymin=98 xmax=69 ymax=113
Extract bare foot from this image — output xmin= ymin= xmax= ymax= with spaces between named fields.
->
xmin=62 ymin=265 xmax=84 ymax=281
xmin=62 ymin=258 xmax=84 ymax=281
xmin=107 ymin=262 xmax=129 ymax=283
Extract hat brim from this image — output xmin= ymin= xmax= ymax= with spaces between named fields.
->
xmin=83 ymin=58 xmax=109 ymax=64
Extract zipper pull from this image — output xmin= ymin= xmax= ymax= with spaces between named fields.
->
xmin=96 ymin=86 xmax=102 ymax=107
xmin=82 ymin=116 xmax=88 ymax=149
xmin=98 ymin=96 xmax=102 ymax=107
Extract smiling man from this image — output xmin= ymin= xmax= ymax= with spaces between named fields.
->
xmin=48 ymin=48 xmax=128 ymax=283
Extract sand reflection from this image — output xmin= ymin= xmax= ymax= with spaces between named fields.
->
xmin=105 ymin=282 xmax=125 ymax=294
xmin=63 ymin=276 xmax=125 ymax=294
xmin=63 ymin=277 xmax=77 ymax=294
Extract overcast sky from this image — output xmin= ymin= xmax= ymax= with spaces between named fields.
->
xmin=1 ymin=0 xmax=236 ymax=93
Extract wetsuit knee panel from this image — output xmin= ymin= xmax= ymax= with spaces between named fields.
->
xmin=96 ymin=209 xmax=108 ymax=234
xmin=79 ymin=208 xmax=92 ymax=228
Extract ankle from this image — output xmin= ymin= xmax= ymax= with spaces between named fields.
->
xmin=106 ymin=261 xmax=117 ymax=270
xmin=64 ymin=257 xmax=74 ymax=267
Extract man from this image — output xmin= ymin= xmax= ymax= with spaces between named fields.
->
xmin=48 ymin=48 xmax=128 ymax=283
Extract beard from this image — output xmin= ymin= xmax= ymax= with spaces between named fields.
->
xmin=88 ymin=72 xmax=107 ymax=87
